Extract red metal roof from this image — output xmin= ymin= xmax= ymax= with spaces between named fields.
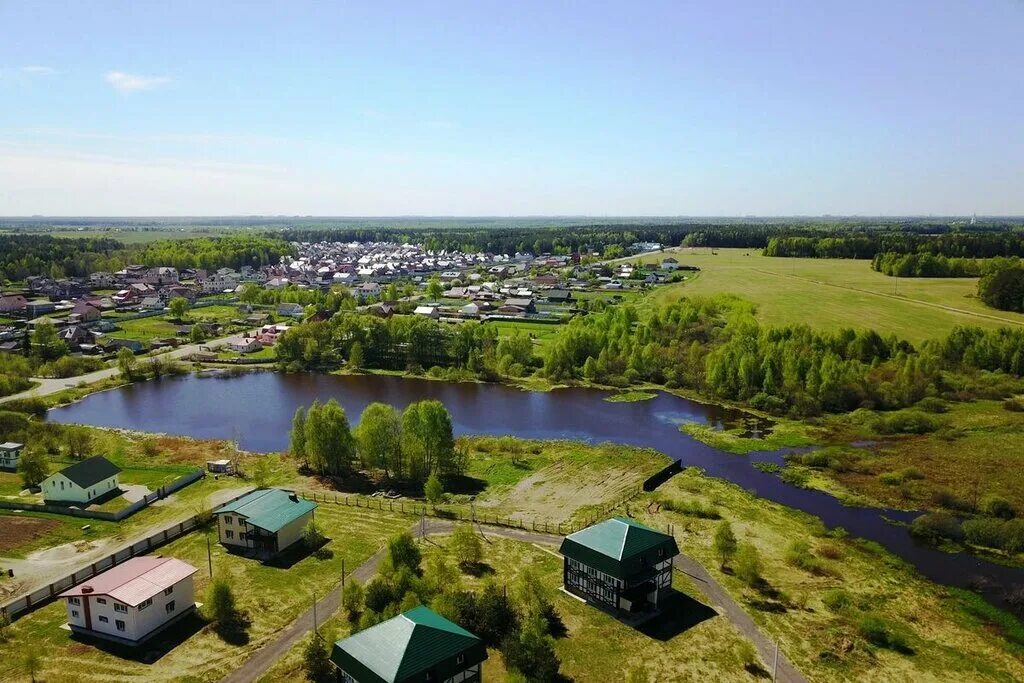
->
xmin=59 ymin=557 xmax=197 ymax=606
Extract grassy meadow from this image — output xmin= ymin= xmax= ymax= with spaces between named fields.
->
xmin=641 ymin=248 xmax=1024 ymax=343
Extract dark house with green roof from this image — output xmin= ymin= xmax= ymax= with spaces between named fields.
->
xmin=331 ymin=605 xmax=487 ymax=683
xmin=214 ymin=488 xmax=317 ymax=557
xmin=559 ymin=516 xmax=679 ymax=613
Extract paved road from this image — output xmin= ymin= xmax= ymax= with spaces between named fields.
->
xmin=0 ymin=331 xmax=254 ymax=405
xmin=221 ymin=518 xmax=806 ymax=683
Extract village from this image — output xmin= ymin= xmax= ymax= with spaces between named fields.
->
xmin=0 ymin=240 xmax=691 ymax=363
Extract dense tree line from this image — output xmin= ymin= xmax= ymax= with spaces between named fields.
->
xmin=0 ymin=234 xmax=128 ymax=281
xmin=134 ymin=235 xmax=294 ymax=270
xmin=541 ymin=297 xmax=1024 ymax=416
xmin=290 ymin=398 xmax=460 ymax=484
xmin=766 ymin=232 xmax=1024 ymax=260
xmin=870 ymin=253 xmax=1022 ymax=278
xmin=0 ymin=233 xmax=293 ymax=283
xmin=978 ymin=267 xmax=1024 ymax=313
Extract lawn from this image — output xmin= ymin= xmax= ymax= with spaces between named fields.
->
xmin=485 ymin=319 xmax=562 ymax=350
xmin=260 ymin=532 xmax=758 ymax=682
xmin=105 ymin=305 xmax=244 ymax=345
xmin=0 ymin=503 xmax=410 ymax=683
xmin=460 ymin=437 xmax=668 ymax=525
xmin=640 ymin=467 xmax=1024 ymax=682
xmin=642 ymin=247 xmax=1024 ymax=344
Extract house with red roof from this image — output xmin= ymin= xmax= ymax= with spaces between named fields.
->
xmin=60 ymin=556 xmax=198 ymax=645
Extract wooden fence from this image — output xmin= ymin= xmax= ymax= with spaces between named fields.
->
xmin=299 ymin=484 xmax=644 ymax=537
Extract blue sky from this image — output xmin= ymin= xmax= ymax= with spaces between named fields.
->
xmin=1 ymin=1 xmax=1022 ymax=216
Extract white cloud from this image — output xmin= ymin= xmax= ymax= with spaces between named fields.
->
xmin=105 ymin=71 xmax=170 ymax=92
xmin=20 ymin=65 xmax=55 ymax=75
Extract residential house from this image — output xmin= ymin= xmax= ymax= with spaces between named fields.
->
xmin=112 ymin=289 xmax=137 ymax=306
xmin=145 ymin=267 xmax=179 ymax=286
xmin=89 ymin=272 xmax=118 ymax=288
xmin=25 ymin=300 xmax=56 ymax=317
xmin=460 ymin=303 xmax=480 ymax=317
xmin=368 ymin=302 xmax=396 ymax=318
xmin=276 ymin=303 xmax=304 ymax=318
xmin=559 ymin=517 xmax=679 ymax=614
xmin=331 ymin=605 xmax=487 ymax=683
xmin=60 ymin=556 xmax=198 ymax=646
xmin=545 ymin=289 xmax=573 ymax=304
xmin=59 ymin=325 xmax=95 ymax=350
xmin=226 ymin=336 xmax=262 ymax=354
xmin=265 ymin=277 xmax=290 ymax=289
xmin=69 ymin=301 xmax=102 ymax=323
xmin=102 ymin=338 xmax=145 ymax=354
xmin=0 ymin=294 xmax=27 ymax=314
xmin=257 ymin=324 xmax=289 ymax=346
xmin=357 ymin=282 xmax=382 ymax=298
xmin=139 ymin=297 xmax=164 ymax=311
xmin=160 ymin=285 xmax=198 ymax=303
xmin=214 ymin=488 xmax=317 ymax=557
xmin=413 ymin=305 xmax=440 ymax=319
xmin=0 ymin=442 xmax=23 ymax=471
xmin=660 ymin=258 xmax=679 ymax=271
xmin=199 ymin=269 xmax=239 ymax=294
xmin=502 ymin=298 xmax=536 ymax=314
xmin=41 ymin=456 xmax=121 ymax=505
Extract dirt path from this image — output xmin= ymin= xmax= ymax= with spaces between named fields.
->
xmin=222 ymin=519 xmax=806 ymax=683
xmin=674 ymin=554 xmax=807 ymax=683
xmin=0 ymin=486 xmax=249 ymax=595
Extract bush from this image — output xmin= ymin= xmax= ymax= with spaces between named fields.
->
xmin=930 ymin=488 xmax=974 ymax=513
xmin=873 ymin=410 xmax=942 ymax=435
xmin=784 ymin=540 xmax=833 ymax=576
xmin=980 ymin=494 xmax=1015 ymax=520
xmin=734 ymin=543 xmax=762 ymax=586
xmin=879 ymin=467 xmax=925 ymax=486
xmin=962 ymin=518 xmax=1024 ymax=553
xmin=1003 ymin=397 xmax=1024 ymax=412
xmin=780 ymin=467 xmax=810 ymax=488
xmin=817 ymin=542 xmax=843 ymax=560
xmin=915 ymin=397 xmax=949 ymax=413
xmin=910 ymin=512 xmax=963 ymax=544
xmin=857 ymin=613 xmax=912 ymax=653
xmin=822 ymin=589 xmax=853 ymax=612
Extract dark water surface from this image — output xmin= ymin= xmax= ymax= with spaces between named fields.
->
xmin=49 ymin=371 xmax=1023 ymax=608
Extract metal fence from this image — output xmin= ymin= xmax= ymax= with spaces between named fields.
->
xmin=0 ymin=485 xmax=253 ymax=623
xmin=0 ymin=469 xmax=205 ymax=522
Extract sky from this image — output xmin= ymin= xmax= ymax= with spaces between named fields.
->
xmin=0 ymin=0 xmax=1022 ymax=216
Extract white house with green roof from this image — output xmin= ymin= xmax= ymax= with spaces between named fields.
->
xmin=213 ymin=488 xmax=317 ymax=557
xmin=331 ymin=605 xmax=487 ymax=683
xmin=559 ymin=516 xmax=679 ymax=614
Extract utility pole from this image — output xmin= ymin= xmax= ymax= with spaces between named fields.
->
xmin=341 ymin=559 xmax=346 ymax=593
xmin=206 ymin=533 xmax=213 ymax=577
xmin=313 ymin=591 xmax=318 ymax=635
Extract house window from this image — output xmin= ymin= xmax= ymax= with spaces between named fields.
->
xmin=225 ymin=530 xmax=234 ymax=540
xmin=115 ymin=620 xmax=126 ymax=632
xmin=164 ymin=586 xmax=173 ymax=596
xmin=97 ymin=598 xmax=107 ymax=605
xmin=99 ymin=616 xmax=109 ymax=623
xmin=114 ymin=603 xmax=127 ymax=613
xmin=224 ymin=516 xmax=233 ymax=525
xmin=139 ymin=598 xmax=153 ymax=610
xmin=457 ymin=654 xmax=465 ymax=665
xmin=165 ymin=601 xmax=176 ymax=614
xmin=71 ymin=610 xmax=79 ymax=618
xmin=68 ymin=597 xmax=80 ymax=605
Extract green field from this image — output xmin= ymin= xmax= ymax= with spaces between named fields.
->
xmin=485 ymin=319 xmax=562 ymax=349
xmin=107 ymin=305 xmax=243 ymax=344
xmin=642 ymin=248 xmax=1024 ymax=344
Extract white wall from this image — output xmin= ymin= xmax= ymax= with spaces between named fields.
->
xmin=64 ymin=575 xmax=194 ymax=643
xmin=217 ymin=513 xmax=250 ymax=548
xmin=43 ymin=473 xmax=119 ymax=504
xmin=274 ymin=510 xmax=313 ymax=552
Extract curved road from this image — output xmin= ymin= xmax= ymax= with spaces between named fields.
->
xmin=221 ymin=518 xmax=806 ymax=683
xmin=0 ymin=330 xmax=255 ymax=405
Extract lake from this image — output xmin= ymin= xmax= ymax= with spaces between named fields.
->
xmin=48 ymin=371 xmax=1023 ymax=609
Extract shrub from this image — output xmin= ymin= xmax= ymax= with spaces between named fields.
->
xmin=910 ymin=512 xmax=962 ymax=544
xmin=915 ymin=397 xmax=949 ymax=413
xmin=784 ymin=540 xmax=833 ymax=576
xmin=780 ymin=467 xmax=810 ymax=488
xmin=822 ymin=589 xmax=853 ymax=612
xmin=962 ymin=518 xmax=1024 ymax=553
xmin=857 ymin=614 xmax=911 ymax=653
xmin=817 ymin=542 xmax=843 ymax=560
xmin=734 ymin=543 xmax=762 ymax=586
xmin=931 ymin=488 xmax=974 ymax=513
xmin=873 ymin=410 xmax=941 ymax=435
xmin=980 ymin=495 xmax=1015 ymax=520
xmin=1003 ymin=397 xmax=1024 ymax=412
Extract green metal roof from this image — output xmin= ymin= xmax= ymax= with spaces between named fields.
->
xmin=559 ymin=517 xmax=679 ymax=580
xmin=215 ymin=488 xmax=316 ymax=533
xmin=331 ymin=606 xmax=486 ymax=683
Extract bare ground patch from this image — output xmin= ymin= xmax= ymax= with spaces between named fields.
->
xmin=0 ymin=516 xmax=61 ymax=553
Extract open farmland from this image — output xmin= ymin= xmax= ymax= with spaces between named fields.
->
xmin=644 ymin=248 xmax=1024 ymax=344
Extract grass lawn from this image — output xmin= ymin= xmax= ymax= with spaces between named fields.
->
xmin=104 ymin=305 xmax=244 ymax=345
xmin=460 ymin=437 xmax=668 ymax=525
xmin=641 ymin=468 xmax=1024 ymax=682
xmin=642 ymin=247 xmax=1024 ymax=344
xmin=260 ymin=533 xmax=758 ymax=682
xmin=485 ymin=319 xmax=562 ymax=350
xmin=0 ymin=504 xmax=410 ymax=683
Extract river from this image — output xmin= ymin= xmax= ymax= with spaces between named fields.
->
xmin=48 ymin=371 xmax=1023 ymax=609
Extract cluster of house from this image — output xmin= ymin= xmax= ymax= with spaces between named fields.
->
xmin=55 ymin=493 xmax=679 ymax=682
